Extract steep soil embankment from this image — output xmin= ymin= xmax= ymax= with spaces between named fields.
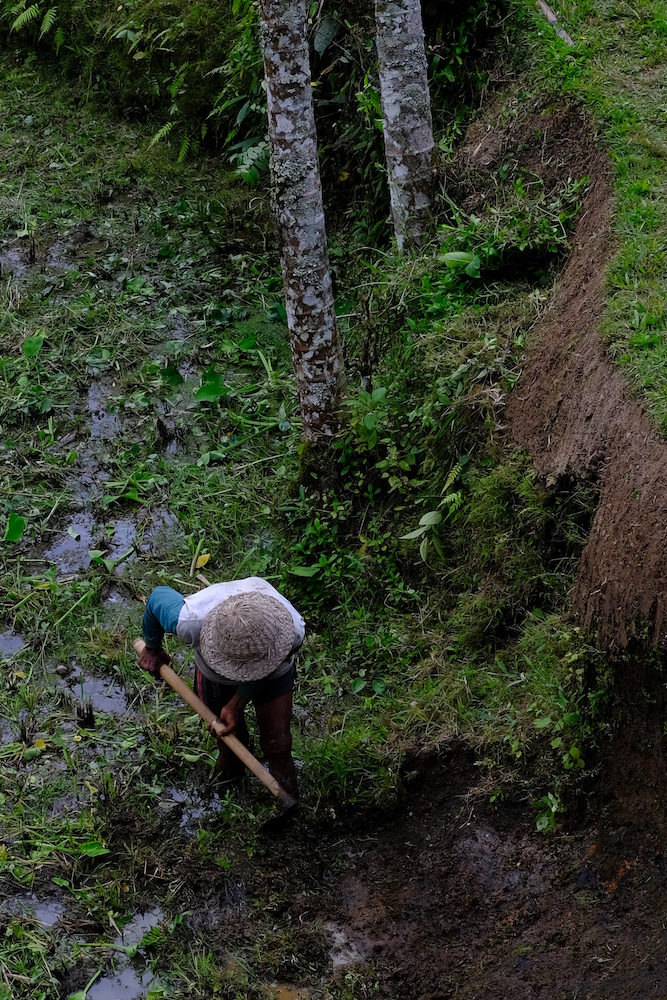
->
xmin=505 ymin=125 xmax=667 ymax=654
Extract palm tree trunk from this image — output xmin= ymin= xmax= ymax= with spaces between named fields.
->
xmin=258 ymin=0 xmax=345 ymax=439
xmin=375 ymin=0 xmax=434 ymax=251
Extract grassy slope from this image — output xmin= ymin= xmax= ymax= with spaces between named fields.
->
xmin=524 ymin=0 xmax=667 ymax=430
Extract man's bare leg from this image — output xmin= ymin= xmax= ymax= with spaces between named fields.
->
xmin=215 ymin=711 xmax=250 ymax=780
xmin=255 ymin=691 xmax=298 ymax=799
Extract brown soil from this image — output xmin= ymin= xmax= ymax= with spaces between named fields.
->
xmin=299 ymin=748 xmax=667 ymax=1000
xmin=493 ymin=105 xmax=667 ymax=654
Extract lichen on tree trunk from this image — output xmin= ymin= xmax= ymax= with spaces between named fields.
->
xmin=375 ymin=0 xmax=434 ymax=251
xmin=258 ymin=0 xmax=345 ymax=439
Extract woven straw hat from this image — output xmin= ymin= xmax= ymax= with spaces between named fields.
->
xmin=199 ymin=592 xmax=295 ymax=682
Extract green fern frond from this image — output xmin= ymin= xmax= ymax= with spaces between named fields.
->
xmin=149 ymin=121 xmax=174 ymax=147
xmin=441 ymin=463 xmax=462 ymax=496
xmin=39 ymin=6 xmax=57 ymax=39
xmin=232 ymin=137 xmax=270 ymax=184
xmin=11 ymin=3 xmax=40 ymax=32
xmin=54 ymin=24 xmax=64 ymax=51
xmin=177 ymin=136 xmax=190 ymax=163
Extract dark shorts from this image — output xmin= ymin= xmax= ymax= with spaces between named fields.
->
xmin=194 ymin=662 xmax=296 ymax=714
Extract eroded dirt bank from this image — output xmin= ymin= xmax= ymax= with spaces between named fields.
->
xmin=504 ymin=113 xmax=667 ymax=654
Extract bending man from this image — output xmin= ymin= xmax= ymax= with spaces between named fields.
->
xmin=139 ymin=577 xmax=305 ymax=798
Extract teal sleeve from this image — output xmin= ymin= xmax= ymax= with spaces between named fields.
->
xmin=143 ymin=587 xmax=185 ymax=648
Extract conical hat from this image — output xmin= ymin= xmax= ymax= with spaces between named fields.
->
xmin=199 ymin=591 xmax=295 ymax=682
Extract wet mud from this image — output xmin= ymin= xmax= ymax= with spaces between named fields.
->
xmin=61 ymin=664 xmax=128 ymax=715
xmin=44 ymin=508 xmax=179 ymax=577
xmin=294 ymin=751 xmax=667 ymax=999
xmin=0 ymin=630 xmax=25 ymax=657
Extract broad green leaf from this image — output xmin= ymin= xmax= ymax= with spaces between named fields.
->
xmin=400 ymin=526 xmax=428 ymax=540
xmin=22 ymin=335 xmax=44 ymax=357
xmin=4 ymin=514 xmax=25 ymax=542
xmin=351 ymin=677 xmax=366 ymax=694
xmin=419 ymin=510 xmax=443 ymax=527
xmin=419 ymin=535 xmax=429 ymax=561
xmin=23 ymin=747 xmax=41 ymax=760
xmin=440 ymin=251 xmax=474 ymax=267
xmin=79 ymin=839 xmax=110 ymax=857
xmin=465 ymin=255 xmax=481 ymax=278
xmin=372 ymin=679 xmax=386 ymax=695
xmin=161 ymin=366 xmax=184 ymax=386
xmin=314 ymin=14 xmax=339 ymax=54
xmin=289 ymin=565 xmax=320 ymax=577
xmin=534 ymin=716 xmax=552 ymax=729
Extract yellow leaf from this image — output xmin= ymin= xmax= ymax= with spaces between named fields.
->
xmin=74 ymin=735 xmax=82 ymax=743
xmin=338 ymin=170 xmax=349 ymax=181
xmin=14 ymin=671 xmax=26 ymax=679
xmin=195 ymin=553 xmax=211 ymax=569
xmin=0 ymin=845 xmax=8 ymax=860
xmin=33 ymin=738 xmax=46 ymax=750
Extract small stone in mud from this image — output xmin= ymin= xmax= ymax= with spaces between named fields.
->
xmin=56 ymin=664 xmax=69 ymax=677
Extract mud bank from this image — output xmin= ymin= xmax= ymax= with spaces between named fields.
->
xmin=300 ymin=751 xmax=667 ymax=999
xmin=503 ymin=106 xmax=667 ymax=653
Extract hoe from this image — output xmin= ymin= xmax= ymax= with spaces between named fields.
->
xmin=132 ymin=638 xmax=297 ymax=813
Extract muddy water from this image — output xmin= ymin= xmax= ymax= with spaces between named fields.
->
xmin=44 ymin=513 xmax=95 ymax=573
xmin=163 ymin=787 xmax=223 ymax=835
xmin=5 ymin=893 xmax=63 ymax=927
xmin=0 ymin=246 xmax=27 ymax=277
xmin=0 ymin=631 xmax=25 ymax=657
xmin=87 ymin=380 xmax=121 ymax=442
xmin=115 ymin=908 xmax=163 ymax=946
xmin=87 ymin=966 xmax=153 ymax=1000
xmin=65 ymin=666 xmax=128 ymax=714
xmin=45 ymin=509 xmax=179 ymax=576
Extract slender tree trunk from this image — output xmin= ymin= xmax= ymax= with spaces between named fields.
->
xmin=375 ymin=0 xmax=434 ymax=251
xmin=258 ymin=0 xmax=345 ymax=440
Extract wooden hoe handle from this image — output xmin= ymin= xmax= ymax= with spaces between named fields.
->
xmin=132 ymin=638 xmax=296 ymax=809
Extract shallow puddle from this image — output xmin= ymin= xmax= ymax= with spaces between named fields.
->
xmin=44 ymin=513 xmax=95 ymax=573
xmin=45 ymin=509 xmax=179 ymax=576
xmin=66 ymin=667 xmax=128 ymax=714
xmin=272 ymin=987 xmax=309 ymax=1000
xmin=0 ymin=631 xmax=25 ymax=657
xmin=88 ymin=380 xmax=122 ymax=442
xmin=163 ymin=788 xmax=223 ymax=835
xmin=324 ymin=921 xmax=369 ymax=972
xmin=6 ymin=893 xmax=63 ymax=927
xmin=87 ymin=966 xmax=153 ymax=1000
xmin=0 ymin=246 xmax=28 ymax=277
xmin=115 ymin=908 xmax=163 ymax=947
